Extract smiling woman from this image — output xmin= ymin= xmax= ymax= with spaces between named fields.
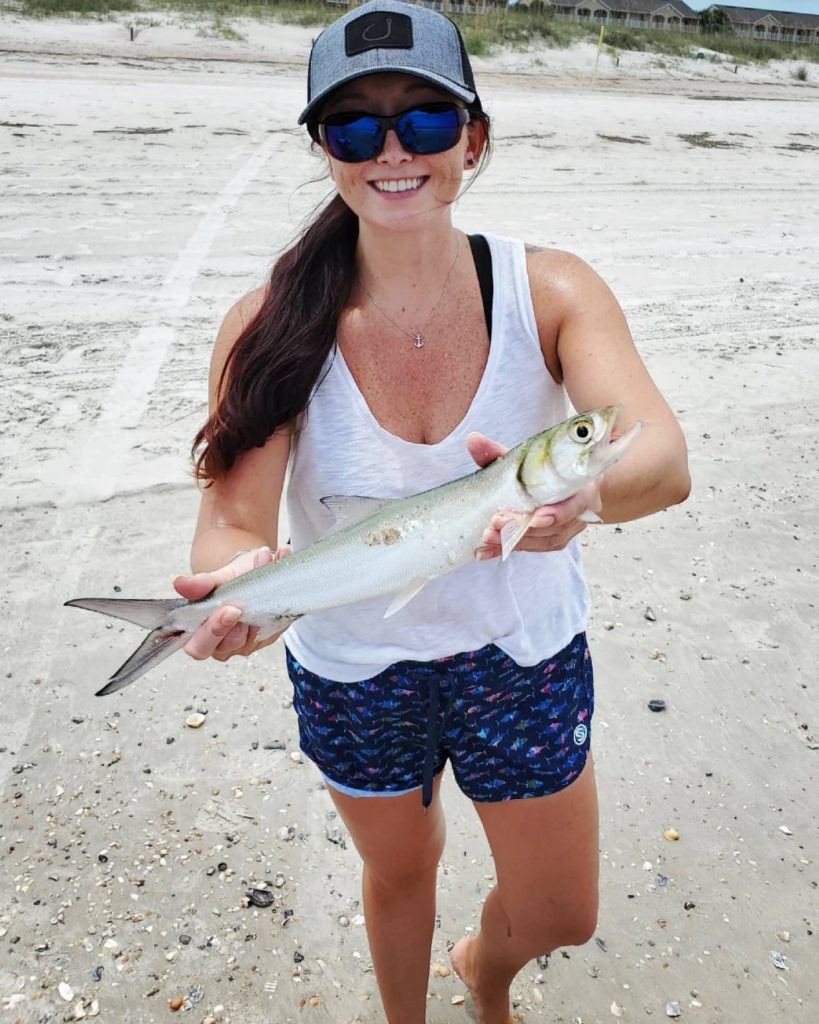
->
xmin=176 ymin=2 xmax=690 ymax=1023
xmin=309 ymin=72 xmax=486 ymax=237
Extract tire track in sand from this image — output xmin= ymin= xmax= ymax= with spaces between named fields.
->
xmin=13 ymin=137 xmax=277 ymax=715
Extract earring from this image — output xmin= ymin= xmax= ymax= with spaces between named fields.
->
xmin=466 ymin=156 xmax=476 ymax=166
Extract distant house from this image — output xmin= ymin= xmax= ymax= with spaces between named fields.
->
xmin=550 ymin=0 xmax=700 ymax=33
xmin=709 ymin=5 xmax=819 ymax=44
xmin=549 ymin=2 xmax=819 ymax=42
xmin=328 ymin=1 xmax=819 ymax=43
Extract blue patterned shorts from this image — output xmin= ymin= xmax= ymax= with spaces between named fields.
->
xmin=286 ymin=633 xmax=594 ymax=809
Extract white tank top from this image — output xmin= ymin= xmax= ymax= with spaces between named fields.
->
xmin=284 ymin=233 xmax=589 ymax=682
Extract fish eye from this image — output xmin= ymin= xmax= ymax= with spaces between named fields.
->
xmin=570 ymin=418 xmax=594 ymax=444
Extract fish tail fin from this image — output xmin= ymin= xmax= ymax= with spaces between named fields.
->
xmin=65 ymin=597 xmax=185 ymax=630
xmin=65 ymin=597 xmax=191 ymax=695
xmin=95 ymin=627 xmax=189 ymax=696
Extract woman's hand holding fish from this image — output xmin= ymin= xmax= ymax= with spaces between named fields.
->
xmin=467 ymin=432 xmax=603 ymax=560
xmin=173 ymin=546 xmax=291 ymax=662
xmin=476 ymin=481 xmax=602 ymax=559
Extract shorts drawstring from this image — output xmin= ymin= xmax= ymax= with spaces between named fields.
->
xmin=422 ymin=672 xmax=441 ymax=812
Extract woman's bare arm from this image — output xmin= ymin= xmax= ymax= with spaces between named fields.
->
xmin=471 ymin=250 xmax=689 ymax=558
xmin=175 ymin=288 xmax=293 ymax=661
xmin=543 ymin=250 xmax=690 ymax=523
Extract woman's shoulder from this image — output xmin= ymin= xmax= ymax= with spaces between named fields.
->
xmin=207 ymin=286 xmax=268 ymax=395
xmin=524 ymin=243 xmax=593 ymax=277
xmin=522 ymin=244 xmax=614 ymax=311
xmin=479 ymin=233 xmax=591 ymax=291
xmin=517 ymin=244 xmax=625 ymax=378
xmin=212 ymin=286 xmax=267 ymax=358
xmin=218 ymin=286 xmax=268 ymax=343
xmin=483 ymin=233 xmax=599 ymax=294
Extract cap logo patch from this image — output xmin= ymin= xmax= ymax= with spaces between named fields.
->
xmin=346 ymin=12 xmax=413 ymax=57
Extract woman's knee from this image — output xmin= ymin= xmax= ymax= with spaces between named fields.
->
xmin=330 ymin=786 xmax=446 ymax=885
xmin=554 ymin=902 xmax=599 ymax=948
xmin=362 ymin=820 xmax=446 ymax=887
xmin=509 ymin=896 xmax=599 ymax=954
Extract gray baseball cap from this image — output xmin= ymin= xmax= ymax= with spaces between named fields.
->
xmin=299 ymin=0 xmax=480 ymax=126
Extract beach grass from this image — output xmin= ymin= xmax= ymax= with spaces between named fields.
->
xmin=9 ymin=0 xmax=819 ymax=64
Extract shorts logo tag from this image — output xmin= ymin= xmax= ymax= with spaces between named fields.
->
xmin=573 ymin=723 xmax=588 ymax=746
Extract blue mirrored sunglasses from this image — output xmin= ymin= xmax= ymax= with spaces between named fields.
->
xmin=318 ymin=102 xmax=470 ymax=163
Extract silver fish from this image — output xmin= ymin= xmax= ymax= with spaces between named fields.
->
xmin=66 ymin=405 xmax=641 ymax=695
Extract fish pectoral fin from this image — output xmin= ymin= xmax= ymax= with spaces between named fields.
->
xmin=253 ymin=617 xmax=296 ymax=644
xmin=500 ymin=514 xmax=536 ymax=561
xmin=320 ymin=494 xmax=396 ymax=532
xmin=383 ymin=577 xmax=430 ymax=619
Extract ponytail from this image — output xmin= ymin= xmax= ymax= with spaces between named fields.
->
xmin=192 ymin=194 xmax=358 ymax=482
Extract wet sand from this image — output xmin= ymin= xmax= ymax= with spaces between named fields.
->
xmin=1 ymin=14 xmax=817 ymax=1024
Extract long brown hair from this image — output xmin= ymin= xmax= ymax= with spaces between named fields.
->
xmin=193 ymin=105 xmax=491 ymax=483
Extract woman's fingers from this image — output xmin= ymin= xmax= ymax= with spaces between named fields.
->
xmin=173 ymin=572 xmax=219 ymax=601
xmin=179 ymin=545 xmax=292 ymax=664
xmin=211 ymin=624 xmax=259 ymax=661
xmin=173 ymin=546 xmax=274 ymax=601
xmin=489 ymin=487 xmax=599 ymax=535
xmin=184 ymin=606 xmax=243 ymax=661
xmin=476 ymin=482 xmax=603 ymax=560
xmin=252 ymin=546 xmax=275 ymax=570
xmin=477 ymin=519 xmax=587 ymax=559
xmin=466 ymin=431 xmax=508 ymax=469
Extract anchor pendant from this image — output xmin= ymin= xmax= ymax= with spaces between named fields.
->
xmin=414 ymin=333 xmax=424 ymax=349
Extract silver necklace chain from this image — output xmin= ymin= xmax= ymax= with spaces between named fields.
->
xmin=359 ymin=234 xmax=461 ymax=350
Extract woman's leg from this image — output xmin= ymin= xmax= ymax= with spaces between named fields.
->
xmin=326 ymin=777 xmax=446 ymax=1024
xmin=451 ymin=759 xmax=599 ymax=1024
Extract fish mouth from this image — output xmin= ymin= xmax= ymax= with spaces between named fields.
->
xmin=589 ymin=405 xmax=643 ymax=473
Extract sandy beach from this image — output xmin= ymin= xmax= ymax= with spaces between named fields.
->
xmin=1 ymin=11 xmax=818 ymax=1024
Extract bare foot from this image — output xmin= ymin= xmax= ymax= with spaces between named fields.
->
xmin=450 ymin=937 xmax=515 ymax=1024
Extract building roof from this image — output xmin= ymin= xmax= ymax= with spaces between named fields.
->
xmin=555 ymin=0 xmax=697 ymax=16
xmin=712 ymin=6 xmax=819 ymax=28
xmin=554 ymin=1 xmax=819 ymax=27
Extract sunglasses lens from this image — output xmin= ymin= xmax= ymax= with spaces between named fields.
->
xmin=397 ymin=105 xmax=462 ymax=155
xmin=321 ymin=105 xmax=466 ymax=163
xmin=323 ymin=115 xmax=383 ymax=162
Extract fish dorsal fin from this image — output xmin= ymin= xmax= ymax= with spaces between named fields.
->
xmin=383 ymin=577 xmax=430 ymax=619
xmin=500 ymin=514 xmax=536 ymax=561
xmin=320 ymin=495 xmax=396 ymax=532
